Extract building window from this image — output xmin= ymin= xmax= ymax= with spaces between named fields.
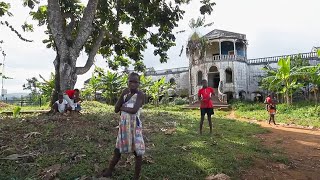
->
xmin=197 ymin=71 xmax=203 ymax=85
xmin=225 ymin=68 xmax=233 ymax=83
xmin=169 ymin=78 xmax=175 ymax=85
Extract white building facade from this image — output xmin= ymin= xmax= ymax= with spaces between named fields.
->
xmin=146 ymin=29 xmax=320 ymax=101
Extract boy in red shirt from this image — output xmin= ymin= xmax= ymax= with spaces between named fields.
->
xmin=63 ymin=89 xmax=80 ymax=111
xmin=198 ymin=79 xmax=215 ymax=135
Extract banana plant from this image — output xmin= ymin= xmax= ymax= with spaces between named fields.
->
xmin=100 ymin=71 xmax=123 ymax=105
xmin=262 ymin=57 xmax=305 ymax=105
xmin=144 ymin=77 xmax=171 ymax=106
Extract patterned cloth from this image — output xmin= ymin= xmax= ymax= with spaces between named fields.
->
xmin=268 ymin=104 xmax=276 ymax=115
xmin=116 ymin=93 xmax=145 ymax=156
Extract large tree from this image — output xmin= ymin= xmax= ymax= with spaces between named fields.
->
xmin=22 ymin=0 xmax=215 ymax=102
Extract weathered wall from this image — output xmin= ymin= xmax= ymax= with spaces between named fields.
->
xmin=233 ymin=61 xmax=248 ymax=98
xmin=147 ymin=71 xmax=189 ymax=96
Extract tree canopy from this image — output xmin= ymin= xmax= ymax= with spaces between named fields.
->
xmin=24 ymin=0 xmax=216 ymax=71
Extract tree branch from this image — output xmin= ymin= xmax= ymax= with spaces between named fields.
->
xmin=76 ymin=29 xmax=105 ymax=75
xmin=72 ymin=0 xmax=99 ymax=56
xmin=64 ymin=13 xmax=76 ymax=42
xmin=39 ymin=74 xmax=49 ymax=83
xmin=0 ymin=21 xmax=33 ymax=42
xmin=47 ymin=0 xmax=68 ymax=60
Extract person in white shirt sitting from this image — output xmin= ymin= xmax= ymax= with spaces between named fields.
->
xmin=52 ymin=93 xmax=69 ymax=114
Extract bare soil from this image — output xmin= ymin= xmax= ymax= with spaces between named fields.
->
xmin=227 ymin=111 xmax=320 ymax=180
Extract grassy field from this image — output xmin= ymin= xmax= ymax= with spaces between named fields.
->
xmin=230 ymin=100 xmax=320 ymax=127
xmin=0 ymin=101 xmax=286 ymax=179
xmin=0 ymin=102 xmax=50 ymax=112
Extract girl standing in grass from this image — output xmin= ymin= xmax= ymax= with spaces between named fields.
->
xmin=268 ymin=103 xmax=277 ymax=125
xmin=101 ymin=72 xmax=145 ymax=180
xmin=265 ymin=94 xmax=277 ymax=125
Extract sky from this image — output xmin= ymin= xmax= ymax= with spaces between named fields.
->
xmin=1 ymin=0 xmax=320 ymax=94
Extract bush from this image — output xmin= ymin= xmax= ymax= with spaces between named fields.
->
xmin=177 ymin=89 xmax=189 ymax=98
xmin=13 ymin=106 xmax=21 ymax=118
xmin=174 ymin=97 xmax=189 ymax=105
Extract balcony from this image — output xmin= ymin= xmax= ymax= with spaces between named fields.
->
xmin=205 ymin=55 xmax=246 ymax=62
xmin=145 ymin=67 xmax=189 ymax=76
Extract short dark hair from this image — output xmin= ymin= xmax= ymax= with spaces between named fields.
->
xmin=201 ymin=79 xmax=207 ymax=83
xmin=129 ymin=72 xmax=140 ymax=79
xmin=58 ymin=93 xmax=63 ymax=98
xmin=74 ymin=89 xmax=80 ymax=92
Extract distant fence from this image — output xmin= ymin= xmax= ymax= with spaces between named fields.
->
xmin=1 ymin=96 xmax=43 ymax=107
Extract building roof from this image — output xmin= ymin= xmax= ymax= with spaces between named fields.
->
xmin=204 ymin=29 xmax=246 ymax=40
xmin=311 ymin=46 xmax=320 ymax=52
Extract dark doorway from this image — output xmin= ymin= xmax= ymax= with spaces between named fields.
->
xmin=208 ymin=66 xmax=220 ymax=88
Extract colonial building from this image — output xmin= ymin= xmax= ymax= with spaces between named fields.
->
xmin=146 ymin=29 xmax=320 ymax=102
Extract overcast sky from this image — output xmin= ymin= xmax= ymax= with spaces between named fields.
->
xmin=1 ymin=0 xmax=320 ymax=94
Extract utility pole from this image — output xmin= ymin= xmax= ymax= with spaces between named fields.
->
xmin=1 ymin=50 xmax=6 ymax=100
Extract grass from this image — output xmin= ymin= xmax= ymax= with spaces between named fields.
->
xmin=0 ymin=103 xmax=50 ymax=112
xmin=0 ymin=101 xmax=282 ymax=179
xmin=230 ymin=100 xmax=320 ymax=127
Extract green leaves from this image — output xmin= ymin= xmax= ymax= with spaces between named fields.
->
xmin=200 ymin=0 xmax=216 ymax=15
xmin=82 ymin=67 xmax=128 ymax=104
xmin=23 ymin=73 xmax=55 ymax=102
xmin=24 ymin=0 xmax=216 ymax=72
xmin=100 ymin=71 xmax=126 ymax=104
xmin=0 ymin=2 xmax=13 ymax=17
xmin=262 ymin=57 xmax=319 ymax=105
xmin=82 ymin=69 xmax=173 ymax=106
xmin=22 ymin=22 xmax=34 ymax=32
xmin=22 ymin=0 xmax=40 ymax=9
xmin=143 ymin=77 xmax=172 ymax=106
xmin=189 ymin=17 xmax=205 ymax=29
xmin=277 ymin=57 xmax=290 ymax=79
xmin=29 ymin=5 xmax=47 ymax=26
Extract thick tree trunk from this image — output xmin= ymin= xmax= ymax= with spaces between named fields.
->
xmin=59 ymin=56 xmax=77 ymax=92
xmin=47 ymin=0 xmax=102 ymax=104
xmin=49 ymin=55 xmax=78 ymax=106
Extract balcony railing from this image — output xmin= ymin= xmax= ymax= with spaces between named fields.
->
xmin=247 ymin=52 xmax=319 ymax=64
xmin=206 ymin=55 xmax=246 ymax=62
xmin=145 ymin=67 xmax=189 ymax=76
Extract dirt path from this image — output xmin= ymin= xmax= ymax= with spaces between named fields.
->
xmin=227 ymin=111 xmax=320 ymax=180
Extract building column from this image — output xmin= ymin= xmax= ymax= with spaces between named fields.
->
xmin=233 ymin=39 xmax=237 ymax=56
xmin=245 ymin=44 xmax=247 ymax=59
xmin=219 ymin=40 xmax=222 ymax=56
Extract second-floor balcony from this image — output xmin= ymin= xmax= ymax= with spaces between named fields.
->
xmin=205 ymin=55 xmax=246 ymax=62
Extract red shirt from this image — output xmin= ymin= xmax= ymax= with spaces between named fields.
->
xmin=198 ymin=87 xmax=214 ymax=108
xmin=65 ymin=89 xmax=75 ymax=99
xmin=266 ymin=97 xmax=272 ymax=104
